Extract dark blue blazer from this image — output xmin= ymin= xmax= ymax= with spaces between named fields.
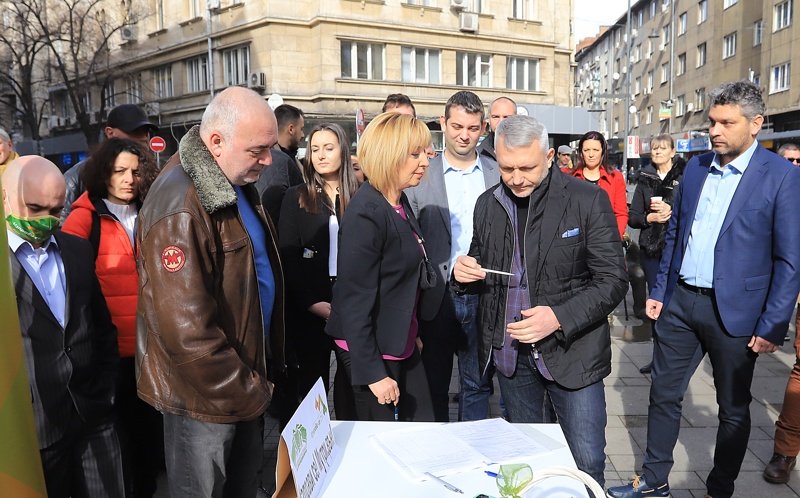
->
xmin=652 ymin=144 xmax=800 ymax=344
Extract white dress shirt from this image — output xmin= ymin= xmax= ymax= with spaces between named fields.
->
xmin=8 ymin=230 xmax=67 ymax=327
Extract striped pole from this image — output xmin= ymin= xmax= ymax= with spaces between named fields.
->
xmin=0 ymin=181 xmax=47 ymax=497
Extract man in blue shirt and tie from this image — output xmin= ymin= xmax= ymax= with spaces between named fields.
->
xmin=608 ymin=81 xmax=800 ymax=498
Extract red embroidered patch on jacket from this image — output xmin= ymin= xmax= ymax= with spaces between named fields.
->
xmin=161 ymin=246 xmax=186 ymax=273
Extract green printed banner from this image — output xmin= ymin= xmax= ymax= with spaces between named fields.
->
xmin=0 ymin=178 xmax=47 ymax=497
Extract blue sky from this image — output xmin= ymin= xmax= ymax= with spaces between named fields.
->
xmin=574 ymin=0 xmax=629 ymax=42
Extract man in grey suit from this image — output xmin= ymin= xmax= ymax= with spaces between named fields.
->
xmin=406 ymin=90 xmax=499 ymax=421
xmin=3 ymin=156 xmax=124 ymax=498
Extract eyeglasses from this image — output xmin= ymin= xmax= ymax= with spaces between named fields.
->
xmin=786 ymin=157 xmax=800 ymax=164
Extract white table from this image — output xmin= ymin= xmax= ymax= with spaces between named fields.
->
xmin=318 ymin=421 xmax=590 ymax=498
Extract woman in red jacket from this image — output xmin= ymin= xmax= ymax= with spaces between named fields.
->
xmin=62 ymin=137 xmax=162 ymax=498
xmin=563 ymin=131 xmax=628 ymax=239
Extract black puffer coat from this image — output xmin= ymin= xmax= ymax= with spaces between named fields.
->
xmin=628 ymin=160 xmax=684 ymax=258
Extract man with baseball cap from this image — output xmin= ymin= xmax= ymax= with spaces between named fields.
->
xmin=61 ymin=104 xmax=158 ymax=221
xmin=557 ymin=145 xmax=573 ymax=170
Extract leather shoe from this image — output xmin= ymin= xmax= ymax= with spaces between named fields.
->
xmin=763 ymin=453 xmax=796 ymax=484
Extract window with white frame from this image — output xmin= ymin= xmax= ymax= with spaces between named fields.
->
xmin=633 ymin=111 xmax=640 ymax=128
xmin=696 ymin=42 xmax=706 ymax=67
xmin=754 ymin=19 xmax=763 ymax=45
xmin=186 ymin=56 xmax=208 ymax=93
xmin=723 ymin=32 xmax=736 ymax=59
xmin=752 ymin=73 xmax=761 ymax=87
xmin=223 ymin=46 xmax=250 ymax=86
xmin=466 ymin=0 xmax=482 ymax=12
xmin=340 ymin=41 xmax=384 ymax=80
xmin=637 ymin=9 xmax=644 ymax=27
xmin=188 ymin=0 xmax=201 ymax=18
xmin=512 ymin=0 xmax=535 ymax=20
xmin=698 ymin=0 xmax=707 ymax=23
xmin=506 ymin=57 xmax=539 ymax=91
xmin=401 ymin=47 xmax=440 ymax=84
xmin=126 ymin=74 xmax=142 ymax=104
xmin=695 ymin=87 xmax=705 ymax=110
xmin=646 ymin=70 xmax=654 ymax=91
xmin=723 ymin=0 xmax=737 ymax=8
xmin=646 ymin=105 xmax=653 ymax=124
xmin=676 ymin=53 xmax=686 ymax=75
xmin=661 ymin=24 xmax=670 ymax=48
xmin=647 ymin=39 xmax=654 ymax=57
xmin=103 ymin=80 xmax=116 ymax=109
xmin=770 ymin=62 xmax=791 ymax=93
xmin=154 ymin=0 xmax=165 ymax=30
xmin=456 ymin=52 xmax=492 ymax=87
xmin=775 ymin=1 xmax=793 ymax=31
xmin=650 ymin=1 xmax=656 ymax=18
xmin=634 ymin=43 xmax=641 ymax=62
xmin=634 ymin=76 xmax=641 ymax=95
xmin=407 ymin=0 xmax=433 ymax=5
xmin=153 ymin=65 xmax=173 ymax=99
xmin=675 ymin=95 xmax=685 ymax=116
xmin=613 ymin=117 xmax=619 ymax=135
xmin=661 ymin=62 xmax=669 ymax=84
xmin=678 ymin=12 xmax=687 ymax=35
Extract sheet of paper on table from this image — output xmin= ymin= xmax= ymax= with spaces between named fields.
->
xmin=371 ymin=418 xmax=565 ymax=481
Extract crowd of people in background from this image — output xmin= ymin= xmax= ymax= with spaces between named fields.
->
xmin=5 ymin=78 xmax=800 ymax=498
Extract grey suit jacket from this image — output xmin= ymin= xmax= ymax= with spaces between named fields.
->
xmin=11 ymin=231 xmax=118 ymax=448
xmin=406 ymin=152 xmax=499 ymax=320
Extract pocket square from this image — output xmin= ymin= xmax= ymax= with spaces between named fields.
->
xmin=561 ymin=228 xmax=580 ymax=238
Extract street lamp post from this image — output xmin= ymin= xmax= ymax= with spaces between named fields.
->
xmin=623 ymin=0 xmax=633 ymax=170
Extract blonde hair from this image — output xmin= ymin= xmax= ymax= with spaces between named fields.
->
xmin=357 ymin=112 xmax=432 ymax=195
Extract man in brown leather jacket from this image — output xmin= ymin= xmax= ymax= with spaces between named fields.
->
xmin=136 ymin=87 xmax=285 ymax=498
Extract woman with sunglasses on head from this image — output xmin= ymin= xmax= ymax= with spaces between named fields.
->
xmin=564 ymin=131 xmax=628 ymax=239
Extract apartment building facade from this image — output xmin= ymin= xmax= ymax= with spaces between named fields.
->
xmin=35 ymin=0 xmax=578 ymax=163
xmin=575 ymin=0 xmax=799 ymax=156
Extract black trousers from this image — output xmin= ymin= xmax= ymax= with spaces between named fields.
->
xmin=117 ymin=356 xmax=164 ymax=498
xmin=335 ymin=346 xmax=435 ymax=422
xmin=40 ymin=415 xmax=125 ymax=498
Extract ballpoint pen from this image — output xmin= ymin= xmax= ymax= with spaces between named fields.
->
xmin=394 ymin=403 xmax=399 ymax=421
xmin=481 ymin=268 xmax=514 ymax=276
xmin=424 ymin=472 xmax=464 ymax=494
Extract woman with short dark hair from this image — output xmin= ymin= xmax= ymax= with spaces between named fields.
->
xmin=62 ymin=137 xmax=162 ymax=497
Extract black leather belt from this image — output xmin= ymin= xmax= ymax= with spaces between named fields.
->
xmin=678 ymin=279 xmax=714 ymax=296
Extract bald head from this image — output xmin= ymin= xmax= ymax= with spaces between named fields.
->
xmin=199 ymin=87 xmax=279 ymax=185
xmin=200 ymin=87 xmax=275 ymax=141
xmin=2 ymin=156 xmax=66 ymax=224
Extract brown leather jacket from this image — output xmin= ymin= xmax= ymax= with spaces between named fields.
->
xmin=136 ymin=125 xmax=285 ymax=423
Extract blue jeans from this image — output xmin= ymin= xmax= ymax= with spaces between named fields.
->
xmin=496 ymin=350 xmax=607 ymax=487
xmin=454 ymin=292 xmax=492 ymax=421
xmin=163 ymin=413 xmax=264 ymax=498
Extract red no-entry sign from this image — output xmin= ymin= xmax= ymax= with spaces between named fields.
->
xmin=149 ymin=136 xmax=167 ymax=153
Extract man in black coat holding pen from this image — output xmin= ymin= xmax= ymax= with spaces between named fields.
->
xmin=453 ymin=115 xmax=628 ymax=487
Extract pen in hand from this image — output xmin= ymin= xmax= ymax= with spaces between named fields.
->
xmin=394 ymin=402 xmax=399 ymax=421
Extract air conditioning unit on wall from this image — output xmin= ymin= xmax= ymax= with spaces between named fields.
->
xmin=459 ymin=12 xmax=478 ymax=33
xmin=450 ymin=0 xmax=467 ymax=10
xmin=248 ymin=72 xmax=266 ymax=90
xmin=120 ymin=25 xmax=137 ymax=41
